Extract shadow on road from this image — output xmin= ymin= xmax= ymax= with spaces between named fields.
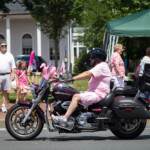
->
xmin=5 ymin=134 xmax=150 ymax=142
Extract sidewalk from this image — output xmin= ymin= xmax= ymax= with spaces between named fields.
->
xmin=0 ymin=102 xmax=46 ymax=127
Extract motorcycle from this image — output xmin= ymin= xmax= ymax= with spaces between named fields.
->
xmin=5 ymin=63 xmax=150 ymax=140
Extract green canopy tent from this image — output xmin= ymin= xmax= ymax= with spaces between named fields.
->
xmin=103 ymin=8 xmax=150 ymax=63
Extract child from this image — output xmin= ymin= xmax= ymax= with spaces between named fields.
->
xmin=16 ymin=59 xmax=32 ymax=103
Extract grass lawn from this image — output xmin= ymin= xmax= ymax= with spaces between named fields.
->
xmin=0 ymin=79 xmax=89 ymax=103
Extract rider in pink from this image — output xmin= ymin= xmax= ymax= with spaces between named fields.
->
xmin=80 ymin=62 xmax=111 ymax=108
xmin=52 ymin=48 xmax=111 ymax=125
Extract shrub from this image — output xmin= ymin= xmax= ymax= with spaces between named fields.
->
xmin=73 ymin=52 xmax=90 ymax=73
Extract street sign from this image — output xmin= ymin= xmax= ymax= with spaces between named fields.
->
xmin=64 ymin=46 xmax=67 ymax=51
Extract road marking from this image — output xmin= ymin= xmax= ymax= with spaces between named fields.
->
xmin=0 ymin=128 xmax=6 ymax=131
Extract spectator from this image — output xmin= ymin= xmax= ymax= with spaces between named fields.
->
xmin=0 ymin=41 xmax=16 ymax=113
xmin=136 ymin=47 xmax=150 ymax=76
xmin=136 ymin=47 xmax=150 ymax=99
xmin=16 ymin=59 xmax=32 ymax=103
xmin=110 ymin=44 xmax=125 ymax=90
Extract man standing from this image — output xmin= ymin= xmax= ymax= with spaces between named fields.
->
xmin=0 ymin=41 xmax=16 ymax=112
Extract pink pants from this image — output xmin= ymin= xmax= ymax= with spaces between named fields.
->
xmin=79 ymin=91 xmax=103 ymax=109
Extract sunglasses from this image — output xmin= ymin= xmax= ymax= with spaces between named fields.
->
xmin=1 ymin=45 xmax=7 ymax=48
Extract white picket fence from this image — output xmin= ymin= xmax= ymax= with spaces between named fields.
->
xmin=28 ymin=72 xmax=42 ymax=84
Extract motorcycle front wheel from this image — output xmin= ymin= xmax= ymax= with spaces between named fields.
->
xmin=110 ymin=119 xmax=146 ymax=139
xmin=5 ymin=104 xmax=44 ymax=140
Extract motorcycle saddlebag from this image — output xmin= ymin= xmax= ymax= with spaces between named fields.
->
xmin=112 ymin=97 xmax=150 ymax=119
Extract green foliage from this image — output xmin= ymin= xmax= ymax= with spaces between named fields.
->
xmin=79 ymin=0 xmax=112 ymax=49
xmin=78 ymin=0 xmax=150 ymax=49
xmin=0 ymin=0 xmax=14 ymax=13
xmin=73 ymin=51 xmax=90 ymax=73
xmin=0 ymin=92 xmax=33 ymax=103
xmin=70 ymin=79 xmax=89 ymax=91
xmin=101 ymin=0 xmax=150 ymax=18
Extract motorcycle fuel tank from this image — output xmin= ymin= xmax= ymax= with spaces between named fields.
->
xmin=52 ymin=83 xmax=79 ymax=100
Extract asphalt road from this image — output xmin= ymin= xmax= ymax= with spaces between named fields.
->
xmin=1 ymin=124 xmax=150 ymax=150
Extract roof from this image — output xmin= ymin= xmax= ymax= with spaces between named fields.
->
xmin=106 ymin=9 xmax=150 ymax=37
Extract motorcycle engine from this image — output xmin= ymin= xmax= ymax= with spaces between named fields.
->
xmin=61 ymin=101 xmax=71 ymax=110
xmin=77 ymin=112 xmax=93 ymax=126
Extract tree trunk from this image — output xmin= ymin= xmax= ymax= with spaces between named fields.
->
xmin=54 ymin=38 xmax=59 ymax=68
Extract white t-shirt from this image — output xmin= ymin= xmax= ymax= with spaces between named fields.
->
xmin=0 ymin=51 xmax=16 ymax=73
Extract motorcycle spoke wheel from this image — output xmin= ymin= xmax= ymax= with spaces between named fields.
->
xmin=5 ymin=104 xmax=44 ymax=140
xmin=110 ymin=119 xmax=146 ymax=139
xmin=118 ymin=119 xmax=141 ymax=132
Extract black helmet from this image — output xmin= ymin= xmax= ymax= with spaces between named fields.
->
xmin=89 ymin=48 xmax=106 ymax=62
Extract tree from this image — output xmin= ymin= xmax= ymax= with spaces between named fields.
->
xmin=79 ymin=0 xmax=150 ymax=49
xmin=0 ymin=0 xmax=14 ymax=13
xmin=20 ymin=0 xmax=84 ymax=67
xmin=78 ymin=0 xmax=112 ymax=49
xmin=102 ymin=0 xmax=150 ymax=18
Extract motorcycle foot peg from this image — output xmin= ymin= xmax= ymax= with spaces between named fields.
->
xmin=49 ymin=126 xmax=55 ymax=132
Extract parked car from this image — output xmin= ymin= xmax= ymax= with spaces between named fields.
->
xmin=14 ymin=55 xmax=47 ymax=72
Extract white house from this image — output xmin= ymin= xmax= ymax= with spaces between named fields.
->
xmin=0 ymin=3 xmax=86 ymax=72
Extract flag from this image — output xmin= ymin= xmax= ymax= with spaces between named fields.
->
xmin=28 ymin=51 xmax=34 ymax=70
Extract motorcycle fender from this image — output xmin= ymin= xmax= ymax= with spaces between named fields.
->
xmin=18 ymin=101 xmax=46 ymax=123
xmin=112 ymin=97 xmax=150 ymax=119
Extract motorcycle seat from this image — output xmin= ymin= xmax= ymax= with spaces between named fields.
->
xmin=90 ymin=92 xmax=115 ymax=107
xmin=113 ymin=87 xmax=137 ymax=96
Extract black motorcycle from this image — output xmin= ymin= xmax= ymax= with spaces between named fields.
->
xmin=5 ymin=64 xmax=150 ymax=140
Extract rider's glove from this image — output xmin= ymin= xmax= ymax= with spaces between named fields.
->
xmin=64 ymin=78 xmax=74 ymax=83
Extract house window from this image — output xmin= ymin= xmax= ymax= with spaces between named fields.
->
xmin=22 ymin=34 xmax=32 ymax=55
xmin=79 ymin=42 xmax=83 ymax=46
xmin=73 ymin=41 xmax=77 ymax=46
xmin=0 ymin=34 xmax=5 ymax=43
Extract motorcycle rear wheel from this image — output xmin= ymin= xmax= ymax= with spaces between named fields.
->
xmin=110 ymin=119 xmax=146 ymax=139
xmin=5 ymin=104 xmax=44 ymax=140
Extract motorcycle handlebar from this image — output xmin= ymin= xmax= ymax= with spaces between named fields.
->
xmin=49 ymin=77 xmax=74 ymax=84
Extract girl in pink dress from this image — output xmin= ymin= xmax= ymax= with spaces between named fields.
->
xmin=16 ymin=60 xmax=32 ymax=102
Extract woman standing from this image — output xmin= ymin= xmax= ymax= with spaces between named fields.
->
xmin=110 ymin=44 xmax=125 ymax=90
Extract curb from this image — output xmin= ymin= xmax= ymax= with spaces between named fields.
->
xmin=0 ymin=119 xmax=5 ymax=128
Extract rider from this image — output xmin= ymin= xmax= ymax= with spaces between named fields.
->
xmin=52 ymin=48 xmax=112 ymax=125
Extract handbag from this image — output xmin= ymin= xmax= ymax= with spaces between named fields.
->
xmin=11 ymin=79 xmax=17 ymax=89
